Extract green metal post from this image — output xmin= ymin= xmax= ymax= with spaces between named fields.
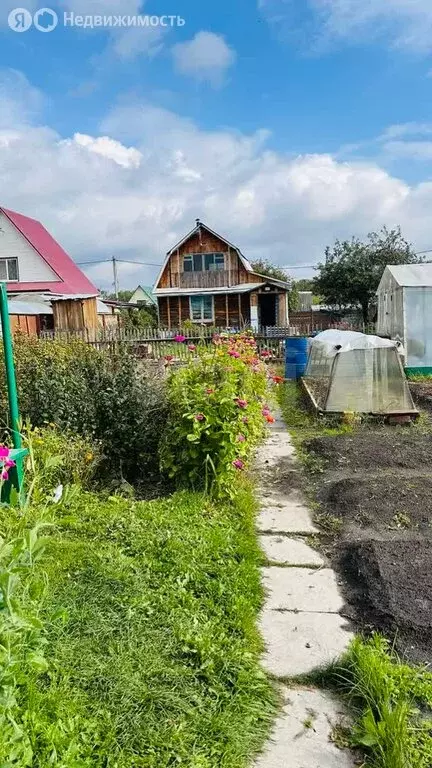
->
xmin=0 ymin=282 xmax=24 ymax=493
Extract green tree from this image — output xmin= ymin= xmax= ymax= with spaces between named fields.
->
xmin=251 ymin=259 xmax=298 ymax=310
xmin=314 ymin=227 xmax=420 ymax=323
xmin=295 ymin=278 xmax=315 ymax=292
xmin=101 ymin=289 xmax=134 ymax=302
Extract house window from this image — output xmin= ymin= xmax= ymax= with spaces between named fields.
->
xmin=184 ymin=253 xmax=225 ymax=272
xmin=0 ymin=258 xmax=19 ymax=281
xmin=190 ymin=295 xmax=214 ymax=322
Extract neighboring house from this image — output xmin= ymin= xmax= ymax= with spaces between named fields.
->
xmin=129 ymin=285 xmax=157 ymax=307
xmin=377 ymin=264 xmax=432 ymax=373
xmin=154 ymin=220 xmax=291 ymax=329
xmin=0 ymin=206 xmax=97 ymax=295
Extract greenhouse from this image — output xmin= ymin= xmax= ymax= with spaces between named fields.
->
xmin=303 ymin=330 xmax=417 ymax=415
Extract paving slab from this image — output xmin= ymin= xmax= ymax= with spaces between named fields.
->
xmin=255 ymin=436 xmax=297 ymax=467
xmin=254 ymin=686 xmax=356 ymax=768
xmin=260 ymin=535 xmax=324 ymax=566
xmin=259 ymin=610 xmax=354 ymax=677
xmin=262 ymin=566 xmax=344 ymax=613
xmin=257 ymin=493 xmax=318 ymax=534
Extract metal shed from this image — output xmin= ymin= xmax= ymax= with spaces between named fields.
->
xmin=377 ymin=264 xmax=432 ymax=374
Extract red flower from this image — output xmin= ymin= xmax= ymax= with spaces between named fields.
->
xmin=235 ymin=398 xmax=248 ymax=408
xmin=188 ymin=344 xmax=196 ymax=352
xmin=266 ymin=414 xmax=275 ymax=424
xmin=195 ymin=413 xmax=205 ymax=422
xmin=232 ymin=459 xmax=245 ymax=470
xmin=206 ymin=388 xmax=215 ymax=395
xmin=261 ymin=350 xmax=271 ymax=358
xmin=272 ymin=375 xmax=284 ymax=384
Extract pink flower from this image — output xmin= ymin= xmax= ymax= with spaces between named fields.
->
xmin=188 ymin=344 xmax=196 ymax=352
xmin=242 ymin=417 xmax=249 ymax=424
xmin=195 ymin=413 xmax=205 ymax=421
xmin=261 ymin=350 xmax=271 ymax=358
xmin=237 ymin=434 xmax=246 ymax=443
xmin=235 ymin=398 xmax=248 ymax=409
xmin=232 ymin=459 xmax=245 ymax=470
xmin=262 ymin=408 xmax=271 ymax=417
xmin=206 ymin=388 xmax=214 ymax=395
xmin=1 ymin=470 xmax=9 ymax=481
xmin=164 ymin=355 xmax=174 ymax=362
xmin=0 ymin=446 xmax=10 ymax=459
xmin=174 ymin=334 xmax=186 ymax=343
xmin=4 ymin=459 xmax=15 ymax=469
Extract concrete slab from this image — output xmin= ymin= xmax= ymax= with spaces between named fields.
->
xmin=259 ymin=610 xmax=354 ymax=677
xmin=257 ymin=493 xmax=318 ymax=534
xmin=260 ymin=536 xmax=324 ymax=566
xmin=255 ymin=436 xmax=297 ymax=467
xmin=262 ymin=567 xmax=344 ymax=613
xmin=254 ymin=686 xmax=355 ymax=768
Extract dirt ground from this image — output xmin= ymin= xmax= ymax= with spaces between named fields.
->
xmin=410 ymin=380 xmax=432 ymax=413
xmin=303 ymin=427 xmax=432 ymax=663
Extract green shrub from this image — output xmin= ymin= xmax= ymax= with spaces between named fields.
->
xmin=161 ymin=334 xmax=271 ymax=498
xmin=0 ymin=336 xmax=167 ymax=489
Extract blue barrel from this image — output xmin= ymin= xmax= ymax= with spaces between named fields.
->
xmin=285 ymin=337 xmax=309 ymax=380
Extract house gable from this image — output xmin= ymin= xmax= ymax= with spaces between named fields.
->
xmin=0 ymin=207 xmax=98 ymax=295
xmin=0 ymin=211 xmax=58 ymax=284
xmin=155 ymin=221 xmax=265 ymax=291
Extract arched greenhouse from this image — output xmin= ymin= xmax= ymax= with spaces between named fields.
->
xmin=302 ymin=330 xmax=417 ymax=416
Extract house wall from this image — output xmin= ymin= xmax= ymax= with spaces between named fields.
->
xmin=157 ymin=293 xmax=251 ymax=329
xmin=158 ymin=229 xmax=257 ymax=289
xmin=0 ymin=212 xmax=58 ymax=283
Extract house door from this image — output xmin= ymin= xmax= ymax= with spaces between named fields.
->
xmin=259 ymin=294 xmax=277 ymax=328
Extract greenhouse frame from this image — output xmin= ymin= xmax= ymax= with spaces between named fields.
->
xmin=302 ymin=330 xmax=417 ymax=416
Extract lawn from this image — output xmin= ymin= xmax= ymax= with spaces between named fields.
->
xmin=1 ymin=484 xmax=276 ymax=767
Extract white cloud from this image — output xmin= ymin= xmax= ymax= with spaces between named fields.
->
xmin=172 ymin=31 xmax=236 ymax=87
xmin=3 ymin=72 xmax=432 ymax=289
xmin=260 ymin=0 xmax=432 ymax=53
xmin=66 ymin=134 xmax=142 ymax=168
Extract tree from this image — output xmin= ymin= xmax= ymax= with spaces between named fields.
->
xmin=314 ymin=227 xmax=420 ymax=323
xmin=100 ymin=289 xmax=134 ymax=302
xmin=251 ymin=258 xmax=299 ymax=310
xmin=295 ymin=278 xmax=315 ymax=292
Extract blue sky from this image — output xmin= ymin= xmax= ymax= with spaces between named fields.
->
xmin=1 ymin=0 xmax=432 ymax=290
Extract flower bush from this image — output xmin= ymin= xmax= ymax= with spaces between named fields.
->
xmin=161 ymin=333 xmax=274 ymax=497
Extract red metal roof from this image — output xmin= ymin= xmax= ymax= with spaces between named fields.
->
xmin=1 ymin=207 xmax=98 ymax=295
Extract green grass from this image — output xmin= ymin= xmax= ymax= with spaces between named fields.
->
xmin=1 ymin=485 xmax=277 ymax=767
xmin=318 ymin=636 xmax=432 ymax=768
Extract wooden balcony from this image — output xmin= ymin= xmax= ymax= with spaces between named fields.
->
xmin=172 ymin=270 xmax=240 ymax=290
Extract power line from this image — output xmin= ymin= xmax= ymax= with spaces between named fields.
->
xmin=76 ymin=258 xmax=162 ymax=267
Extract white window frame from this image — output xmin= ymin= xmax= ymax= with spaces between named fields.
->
xmin=189 ymin=295 xmax=214 ymax=323
xmin=0 ymin=258 xmax=19 ymax=282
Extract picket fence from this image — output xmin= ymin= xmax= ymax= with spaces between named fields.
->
xmin=40 ymin=322 xmax=374 ymax=362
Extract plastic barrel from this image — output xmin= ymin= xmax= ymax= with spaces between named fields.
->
xmin=285 ymin=337 xmax=309 ymax=380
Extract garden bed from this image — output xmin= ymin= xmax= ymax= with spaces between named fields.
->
xmin=319 ymin=473 xmax=432 ymax=534
xmin=306 ymin=431 xmax=432 ymax=470
xmin=340 ymin=540 xmax=432 ymax=662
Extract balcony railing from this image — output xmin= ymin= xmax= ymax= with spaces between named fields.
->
xmin=172 ymin=270 xmax=240 ymax=290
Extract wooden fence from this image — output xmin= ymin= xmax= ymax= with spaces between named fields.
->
xmin=39 ymin=321 xmax=375 ymax=362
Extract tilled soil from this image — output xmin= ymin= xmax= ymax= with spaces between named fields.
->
xmin=306 ymin=431 xmax=432 ymax=470
xmin=303 ymin=428 xmax=432 ymax=662
xmin=340 ymin=540 xmax=432 ymax=663
xmin=410 ymin=381 xmax=432 ymax=413
xmin=319 ymin=474 xmax=432 ymax=534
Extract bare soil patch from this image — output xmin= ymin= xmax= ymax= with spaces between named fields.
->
xmin=409 ymin=381 xmax=432 ymax=413
xmin=306 ymin=431 xmax=432 ymax=471
xmin=340 ymin=540 xmax=432 ymax=663
xmin=319 ymin=474 xmax=432 ymax=534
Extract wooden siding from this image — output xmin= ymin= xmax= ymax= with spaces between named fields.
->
xmin=158 ymin=293 xmax=251 ymax=329
xmin=157 ymin=227 xmax=257 ymax=290
xmin=52 ymin=297 xmax=98 ymax=331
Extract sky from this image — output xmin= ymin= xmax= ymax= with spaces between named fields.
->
xmin=1 ymin=0 xmax=432 ymax=291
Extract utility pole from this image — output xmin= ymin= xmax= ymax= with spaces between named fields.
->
xmin=112 ymin=256 xmax=119 ymax=299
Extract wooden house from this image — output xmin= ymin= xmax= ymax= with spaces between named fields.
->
xmin=154 ymin=221 xmax=291 ymax=329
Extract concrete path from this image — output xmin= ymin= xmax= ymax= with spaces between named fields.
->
xmin=254 ymin=413 xmax=355 ymax=767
